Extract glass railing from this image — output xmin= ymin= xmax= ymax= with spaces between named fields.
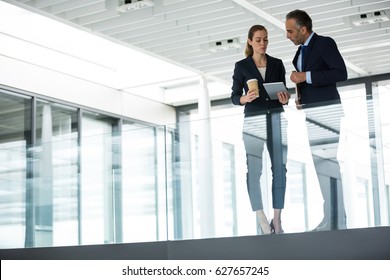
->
xmin=0 ymin=88 xmax=389 ymax=249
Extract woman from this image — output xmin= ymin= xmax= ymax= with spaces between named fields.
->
xmin=231 ymin=25 xmax=290 ymax=234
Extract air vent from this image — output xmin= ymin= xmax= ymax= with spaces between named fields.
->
xmin=352 ymin=10 xmax=389 ymax=26
xmin=117 ymin=0 xmax=154 ymax=13
xmin=209 ymin=38 xmax=241 ymax=52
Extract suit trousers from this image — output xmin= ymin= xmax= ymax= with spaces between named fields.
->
xmin=243 ymin=112 xmax=287 ymax=211
xmin=304 ymin=102 xmax=347 ymax=229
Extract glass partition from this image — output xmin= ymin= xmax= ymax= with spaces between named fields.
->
xmin=34 ymin=101 xmax=79 ymax=247
xmin=0 ymin=84 xmax=390 ymax=249
xmin=0 ymin=91 xmax=31 ymax=249
xmin=121 ymin=122 xmax=169 ymax=243
xmin=168 ymin=88 xmax=390 ymax=239
xmin=374 ymin=80 xmax=390 ymax=225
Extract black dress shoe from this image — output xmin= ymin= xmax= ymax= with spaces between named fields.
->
xmin=311 ymin=218 xmax=348 ymax=231
xmin=311 ymin=219 xmax=331 ymax=231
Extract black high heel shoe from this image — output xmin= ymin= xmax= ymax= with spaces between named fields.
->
xmin=258 ymin=221 xmax=272 ymax=235
xmin=270 ymin=219 xmax=284 ymax=234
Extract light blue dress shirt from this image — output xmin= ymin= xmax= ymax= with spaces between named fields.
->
xmin=298 ymin=32 xmax=315 ymax=84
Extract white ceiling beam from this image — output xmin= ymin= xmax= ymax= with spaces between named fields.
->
xmin=35 ymin=0 xmax=67 ymax=9
xmin=334 ymin=30 xmax=390 ymax=49
xmin=129 ymin=18 xmax=254 ymax=47
xmin=355 ymin=58 xmax=390 ymax=68
xmin=347 ymin=49 xmax=390 ymax=60
xmin=232 ymin=0 xmax=368 ymax=79
xmin=48 ymin=0 xmax=104 ymax=15
xmin=341 ymin=40 xmax=390 ymax=54
xmin=344 ymin=60 xmax=369 ymax=76
xmin=140 ymin=19 xmax=256 ymax=52
xmin=267 ymin=0 xmax=351 ymax=15
xmin=69 ymin=0 xmax=119 ymax=26
xmin=185 ymin=53 xmax=242 ymax=68
xmin=102 ymin=14 xmax=166 ymax=36
xmin=232 ymin=0 xmax=285 ymax=30
xmin=87 ymin=8 xmax=154 ymax=32
xmin=199 ymin=60 xmax=238 ymax=72
xmin=165 ymin=1 xmax=235 ymax=21
xmin=188 ymin=14 xmax=257 ymax=32
xmin=64 ymin=2 xmax=106 ymax=20
xmin=358 ymin=2 xmax=390 ymax=13
xmin=114 ymin=7 xmax=247 ymax=40
xmin=160 ymin=45 xmax=203 ymax=58
xmin=262 ymin=0 xmax=344 ymax=9
xmin=153 ymin=0 xmax=222 ymax=15
xmin=272 ymin=4 xmax=357 ymax=20
xmin=113 ymin=20 xmax=178 ymax=39
xmin=100 ymin=1 xmax=234 ymax=36
xmin=352 ymin=0 xmax=390 ymax=7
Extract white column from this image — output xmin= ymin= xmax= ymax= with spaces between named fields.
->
xmin=372 ymin=82 xmax=387 ymax=226
xmin=37 ymin=103 xmax=53 ymax=246
xmin=197 ymin=75 xmax=215 ymax=238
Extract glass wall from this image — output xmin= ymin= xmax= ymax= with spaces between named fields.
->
xmin=0 ymin=90 xmax=31 ymax=249
xmin=79 ymin=112 xmax=117 ymax=245
xmin=121 ymin=122 xmax=168 ymax=243
xmin=172 ymin=79 xmax=390 ymax=237
xmin=34 ymin=101 xmax=79 ymax=247
xmin=375 ymin=79 xmax=390 ymax=225
xmin=0 ymin=75 xmax=389 ymax=249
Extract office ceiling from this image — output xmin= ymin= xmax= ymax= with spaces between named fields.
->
xmin=3 ymin=0 xmax=390 ymax=102
xmin=0 ymin=1 xmax=389 ymax=175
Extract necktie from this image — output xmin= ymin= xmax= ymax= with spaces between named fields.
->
xmin=300 ymin=45 xmax=307 ymax=71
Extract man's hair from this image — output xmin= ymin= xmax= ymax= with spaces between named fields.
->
xmin=286 ymin=9 xmax=313 ymax=32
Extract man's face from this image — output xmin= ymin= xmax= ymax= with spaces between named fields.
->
xmin=285 ymin=18 xmax=305 ymax=45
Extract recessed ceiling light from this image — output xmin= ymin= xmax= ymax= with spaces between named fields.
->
xmin=352 ymin=10 xmax=389 ymax=26
xmin=117 ymin=0 xmax=154 ymax=13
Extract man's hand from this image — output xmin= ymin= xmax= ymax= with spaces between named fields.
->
xmin=290 ymin=71 xmax=306 ymax=84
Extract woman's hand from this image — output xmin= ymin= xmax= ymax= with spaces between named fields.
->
xmin=240 ymin=89 xmax=258 ymax=104
xmin=277 ymin=91 xmax=290 ymax=105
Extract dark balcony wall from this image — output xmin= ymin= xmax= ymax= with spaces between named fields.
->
xmin=1 ymin=227 xmax=390 ymax=260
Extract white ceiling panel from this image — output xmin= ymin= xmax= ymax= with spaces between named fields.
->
xmin=2 ymin=0 xmax=390 ymax=105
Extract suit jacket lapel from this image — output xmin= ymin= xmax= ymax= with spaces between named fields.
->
xmin=293 ymin=48 xmax=299 ymax=71
xmin=302 ymin=33 xmax=317 ymax=70
xmin=245 ymin=56 xmax=264 ymax=83
xmin=264 ymin=54 xmax=274 ymax=81
xmin=292 ymin=33 xmax=317 ymax=71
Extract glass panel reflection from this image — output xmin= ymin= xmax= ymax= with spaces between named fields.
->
xmin=121 ymin=122 xmax=168 ymax=243
xmin=0 ymin=80 xmax=389 ymax=249
xmin=35 ymin=101 xmax=79 ymax=247
xmin=0 ymin=91 xmax=31 ymax=248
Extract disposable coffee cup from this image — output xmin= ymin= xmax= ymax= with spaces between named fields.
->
xmin=246 ymin=79 xmax=259 ymax=97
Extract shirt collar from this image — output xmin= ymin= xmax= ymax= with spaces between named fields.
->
xmin=303 ymin=32 xmax=315 ymax=46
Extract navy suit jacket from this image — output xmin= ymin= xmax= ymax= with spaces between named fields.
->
xmin=293 ymin=33 xmax=347 ymax=105
xmin=231 ymin=54 xmax=286 ymax=115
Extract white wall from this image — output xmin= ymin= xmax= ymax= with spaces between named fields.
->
xmin=0 ymin=1 xmax=201 ymax=125
xmin=0 ymin=55 xmax=177 ymax=125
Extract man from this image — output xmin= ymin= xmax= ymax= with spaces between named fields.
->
xmin=285 ymin=9 xmax=348 ymax=231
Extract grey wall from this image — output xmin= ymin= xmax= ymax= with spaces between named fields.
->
xmin=1 ymin=227 xmax=390 ymax=260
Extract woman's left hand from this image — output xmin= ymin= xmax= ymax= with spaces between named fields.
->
xmin=277 ymin=92 xmax=291 ymax=105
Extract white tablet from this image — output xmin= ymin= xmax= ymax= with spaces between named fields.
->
xmin=263 ymin=82 xmax=287 ymax=100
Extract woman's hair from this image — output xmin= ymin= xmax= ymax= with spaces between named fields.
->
xmin=286 ymin=9 xmax=312 ymax=32
xmin=245 ymin=24 xmax=268 ymax=57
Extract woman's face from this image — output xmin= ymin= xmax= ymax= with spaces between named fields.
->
xmin=248 ymin=29 xmax=268 ymax=55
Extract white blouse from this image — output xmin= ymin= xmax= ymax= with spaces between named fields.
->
xmin=258 ymin=67 xmax=266 ymax=80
